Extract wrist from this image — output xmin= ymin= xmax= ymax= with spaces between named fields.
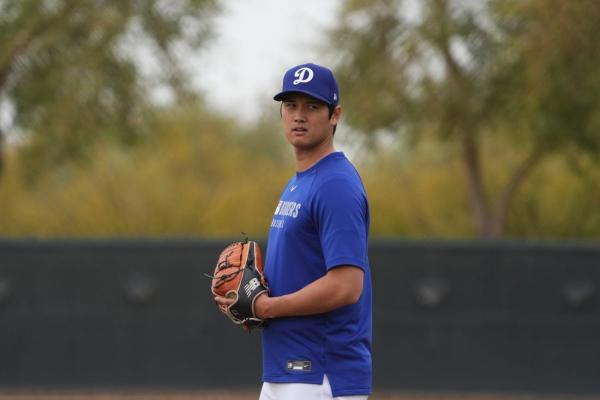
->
xmin=255 ymin=293 xmax=274 ymax=319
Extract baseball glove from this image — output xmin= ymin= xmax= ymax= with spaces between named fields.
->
xmin=208 ymin=239 xmax=269 ymax=331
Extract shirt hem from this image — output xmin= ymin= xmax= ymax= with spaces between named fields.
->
xmin=263 ymin=376 xmax=371 ymax=396
xmin=332 ymin=387 xmax=372 ymax=397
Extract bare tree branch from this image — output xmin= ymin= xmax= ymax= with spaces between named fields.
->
xmin=491 ymin=148 xmax=545 ymax=236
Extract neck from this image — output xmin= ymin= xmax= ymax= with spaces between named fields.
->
xmin=294 ymin=142 xmax=336 ymax=172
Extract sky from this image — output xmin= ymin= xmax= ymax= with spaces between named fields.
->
xmin=190 ymin=0 xmax=342 ymax=121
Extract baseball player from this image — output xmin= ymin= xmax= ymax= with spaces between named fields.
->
xmin=216 ymin=63 xmax=372 ymax=399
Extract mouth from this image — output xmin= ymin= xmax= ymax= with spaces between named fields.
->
xmin=292 ymin=127 xmax=307 ymax=134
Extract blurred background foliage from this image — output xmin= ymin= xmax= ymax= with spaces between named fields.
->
xmin=0 ymin=0 xmax=599 ymax=239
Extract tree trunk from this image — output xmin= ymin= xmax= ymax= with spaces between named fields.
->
xmin=461 ymin=133 xmax=494 ymax=237
xmin=0 ymin=128 xmax=4 ymax=180
xmin=435 ymin=0 xmax=496 ymax=237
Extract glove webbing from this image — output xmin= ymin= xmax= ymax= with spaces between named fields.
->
xmin=204 ymin=241 xmax=247 ymax=288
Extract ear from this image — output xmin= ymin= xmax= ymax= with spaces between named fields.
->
xmin=330 ymin=105 xmax=342 ymax=125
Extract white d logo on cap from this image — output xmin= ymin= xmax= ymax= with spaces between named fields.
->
xmin=293 ymin=67 xmax=314 ymax=85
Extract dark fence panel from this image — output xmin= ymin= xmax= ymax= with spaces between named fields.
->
xmin=0 ymin=240 xmax=262 ymax=389
xmin=370 ymin=241 xmax=600 ymax=394
xmin=0 ymin=239 xmax=599 ymax=393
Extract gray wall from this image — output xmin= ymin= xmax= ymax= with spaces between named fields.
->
xmin=0 ymin=239 xmax=598 ymax=393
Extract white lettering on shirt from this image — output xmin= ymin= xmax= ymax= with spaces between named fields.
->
xmin=273 ymin=201 xmax=302 ymax=218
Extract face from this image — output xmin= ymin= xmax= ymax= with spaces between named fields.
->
xmin=280 ymin=93 xmax=341 ymax=152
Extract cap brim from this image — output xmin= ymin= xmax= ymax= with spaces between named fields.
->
xmin=273 ymin=90 xmax=333 ymax=105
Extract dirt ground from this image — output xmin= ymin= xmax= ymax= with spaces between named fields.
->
xmin=0 ymin=391 xmax=598 ymax=400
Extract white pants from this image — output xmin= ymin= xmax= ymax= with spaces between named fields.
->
xmin=259 ymin=374 xmax=368 ymax=400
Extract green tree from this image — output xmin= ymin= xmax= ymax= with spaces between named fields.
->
xmin=0 ymin=0 xmax=218 ymax=179
xmin=330 ymin=0 xmax=600 ymax=237
xmin=0 ymin=104 xmax=291 ymax=237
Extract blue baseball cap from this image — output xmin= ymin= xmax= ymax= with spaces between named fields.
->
xmin=273 ymin=63 xmax=339 ymax=106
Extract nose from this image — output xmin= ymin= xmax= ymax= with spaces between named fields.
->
xmin=292 ymin=106 xmax=307 ymax=122
xmin=294 ymin=112 xmax=306 ymax=123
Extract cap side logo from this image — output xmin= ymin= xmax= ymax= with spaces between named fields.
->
xmin=293 ymin=67 xmax=314 ymax=85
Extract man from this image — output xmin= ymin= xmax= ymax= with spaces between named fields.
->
xmin=218 ymin=63 xmax=372 ymax=399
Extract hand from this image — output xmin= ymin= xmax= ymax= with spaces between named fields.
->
xmin=214 ymin=294 xmax=235 ymax=307
xmin=214 ymin=292 xmax=270 ymax=318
